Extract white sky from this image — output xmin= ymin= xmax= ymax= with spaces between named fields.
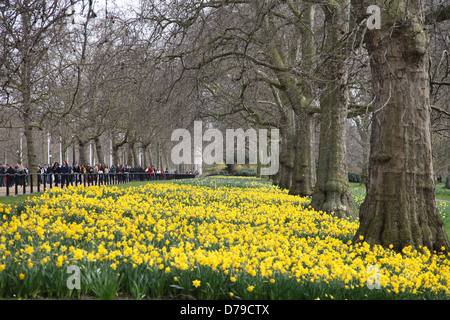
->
xmin=105 ymin=0 xmax=141 ymax=11
xmin=70 ymin=0 xmax=141 ymax=22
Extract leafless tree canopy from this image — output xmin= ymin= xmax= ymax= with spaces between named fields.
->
xmin=0 ymin=1 xmax=449 ymax=249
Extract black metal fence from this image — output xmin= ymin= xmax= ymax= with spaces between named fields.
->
xmin=0 ymin=172 xmax=196 ymax=196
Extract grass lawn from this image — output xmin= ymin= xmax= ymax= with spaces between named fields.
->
xmin=0 ymin=194 xmax=38 ymax=207
xmin=436 ymin=183 xmax=450 ymax=202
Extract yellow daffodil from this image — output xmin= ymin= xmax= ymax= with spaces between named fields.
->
xmin=0 ymin=177 xmax=449 ymax=299
xmin=192 ymin=279 xmax=201 ymax=288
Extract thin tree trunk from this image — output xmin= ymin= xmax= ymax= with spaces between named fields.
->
xmin=20 ymin=5 xmax=38 ymax=183
xmin=445 ymin=172 xmax=450 ymax=189
xmin=24 ymin=120 xmax=38 ymax=179
xmin=354 ymin=115 xmax=371 ymax=187
xmin=360 ymin=121 xmax=370 ymax=187
xmin=157 ymin=141 xmax=162 ymax=170
xmin=23 ymin=82 xmax=38 ymax=180
xmin=352 ymin=0 xmax=450 ymax=252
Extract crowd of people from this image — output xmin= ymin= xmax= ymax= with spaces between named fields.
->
xmin=0 ymin=163 xmax=27 ymax=187
xmin=0 ymin=161 xmax=190 ymax=188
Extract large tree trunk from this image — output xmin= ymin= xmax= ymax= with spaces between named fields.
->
xmin=279 ymin=109 xmax=296 ymax=190
xmin=310 ymin=0 xmax=357 ymax=219
xmin=94 ymin=136 xmax=105 ymax=166
xmin=127 ymin=142 xmax=135 ymax=166
xmin=112 ymin=144 xmax=120 ymax=166
xmin=111 ymin=132 xmax=128 ymax=166
xmin=289 ymin=112 xmax=316 ymax=196
xmin=77 ymin=139 xmax=88 ymax=166
xmin=312 ymin=85 xmax=357 ymax=219
xmin=263 ymin=5 xmax=316 ymax=193
xmin=353 ymin=0 xmax=450 ymax=252
xmin=289 ymin=3 xmax=316 ymax=197
xmin=142 ymin=144 xmax=149 ymax=168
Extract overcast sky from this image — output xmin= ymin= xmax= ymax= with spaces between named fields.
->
xmin=107 ymin=0 xmax=141 ymax=11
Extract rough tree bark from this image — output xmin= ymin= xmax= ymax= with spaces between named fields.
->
xmin=288 ymin=3 xmax=317 ymax=197
xmin=290 ymin=111 xmax=316 ymax=196
xmin=20 ymin=3 xmax=38 ymax=182
xmin=279 ymin=108 xmax=296 ymax=190
xmin=311 ymin=0 xmax=358 ymax=219
xmin=21 ymin=48 xmax=38 ymax=179
xmin=260 ymin=2 xmax=316 ymax=195
xmin=352 ymin=0 xmax=450 ymax=252
xmin=94 ymin=136 xmax=105 ymax=166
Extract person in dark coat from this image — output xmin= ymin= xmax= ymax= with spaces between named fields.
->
xmin=60 ymin=161 xmax=71 ymax=187
xmin=52 ymin=162 xmax=60 ymax=185
xmin=6 ymin=165 xmax=15 ymax=188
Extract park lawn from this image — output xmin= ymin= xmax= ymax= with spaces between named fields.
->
xmin=0 ymin=194 xmax=40 ymax=207
xmin=436 ymin=183 xmax=450 ymax=202
xmin=0 ymin=176 xmax=450 ymax=300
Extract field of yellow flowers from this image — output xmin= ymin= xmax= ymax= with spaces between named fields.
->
xmin=0 ymin=176 xmax=450 ymax=299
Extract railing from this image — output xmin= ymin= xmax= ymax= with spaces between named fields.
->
xmin=0 ymin=172 xmax=196 ymax=196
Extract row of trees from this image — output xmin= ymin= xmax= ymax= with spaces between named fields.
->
xmin=0 ymin=0 xmax=194 ymax=171
xmin=1 ymin=0 xmax=449 ymax=252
